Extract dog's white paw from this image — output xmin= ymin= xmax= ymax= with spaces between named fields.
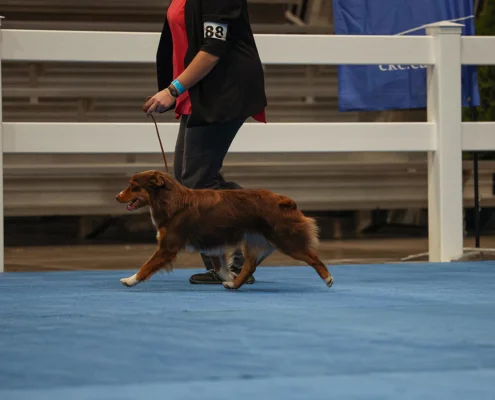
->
xmin=324 ymin=275 xmax=334 ymax=288
xmin=222 ymin=281 xmax=237 ymax=290
xmin=120 ymin=274 xmax=140 ymax=287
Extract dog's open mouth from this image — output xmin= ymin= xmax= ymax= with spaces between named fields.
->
xmin=127 ymin=197 xmax=145 ymax=211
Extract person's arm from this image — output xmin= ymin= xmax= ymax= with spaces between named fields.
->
xmin=170 ymin=0 xmax=243 ymax=90
xmin=172 ymin=51 xmax=220 ymax=93
xmin=143 ymin=51 xmax=220 ymax=115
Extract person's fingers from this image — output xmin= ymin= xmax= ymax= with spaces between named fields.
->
xmin=142 ymin=96 xmax=155 ymax=113
xmin=144 ymin=91 xmax=176 ymax=114
xmin=146 ymin=101 xmax=158 ymax=116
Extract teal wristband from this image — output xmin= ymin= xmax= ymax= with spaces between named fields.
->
xmin=171 ymin=79 xmax=186 ymax=95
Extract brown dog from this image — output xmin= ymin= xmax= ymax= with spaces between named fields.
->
xmin=116 ymin=170 xmax=333 ymax=290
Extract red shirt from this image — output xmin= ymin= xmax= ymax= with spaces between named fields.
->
xmin=167 ymin=0 xmax=192 ymax=118
xmin=166 ymin=0 xmax=266 ymax=123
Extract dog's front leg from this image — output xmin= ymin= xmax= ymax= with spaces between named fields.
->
xmin=121 ymin=229 xmax=179 ymax=287
xmin=120 ymin=248 xmax=177 ymax=287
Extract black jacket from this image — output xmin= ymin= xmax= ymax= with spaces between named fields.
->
xmin=156 ymin=0 xmax=267 ymax=126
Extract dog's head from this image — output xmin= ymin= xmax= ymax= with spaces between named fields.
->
xmin=116 ymin=170 xmax=174 ymax=212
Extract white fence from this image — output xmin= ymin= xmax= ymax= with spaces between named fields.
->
xmin=1 ymin=20 xmax=495 ymax=272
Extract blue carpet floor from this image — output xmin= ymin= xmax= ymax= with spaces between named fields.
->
xmin=1 ymin=262 xmax=495 ymax=399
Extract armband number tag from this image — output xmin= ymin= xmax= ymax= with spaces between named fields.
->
xmin=203 ymin=21 xmax=228 ymax=41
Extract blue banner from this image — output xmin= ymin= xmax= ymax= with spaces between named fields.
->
xmin=333 ymin=0 xmax=480 ymax=112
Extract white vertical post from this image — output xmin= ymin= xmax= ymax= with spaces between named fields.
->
xmin=0 ymin=16 xmax=4 ymax=273
xmin=426 ymin=21 xmax=464 ymax=262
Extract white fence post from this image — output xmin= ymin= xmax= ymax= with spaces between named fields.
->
xmin=0 ymin=17 xmax=4 ymax=273
xmin=426 ymin=21 xmax=464 ymax=262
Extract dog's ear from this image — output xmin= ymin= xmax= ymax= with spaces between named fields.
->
xmin=149 ymin=172 xmax=169 ymax=189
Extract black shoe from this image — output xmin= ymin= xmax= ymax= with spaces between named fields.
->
xmin=190 ymin=248 xmax=256 ymax=285
xmin=189 ymin=269 xmax=224 ymax=284
xmin=188 ymin=267 xmax=256 ymax=285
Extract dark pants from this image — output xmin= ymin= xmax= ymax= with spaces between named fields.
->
xmin=174 ymin=115 xmax=246 ymax=269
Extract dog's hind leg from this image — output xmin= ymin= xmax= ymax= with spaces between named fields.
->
xmin=286 ymin=249 xmax=333 ymax=287
xmin=267 ymin=213 xmax=332 ymax=287
xmin=223 ymin=235 xmax=274 ymax=290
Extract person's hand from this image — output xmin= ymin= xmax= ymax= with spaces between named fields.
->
xmin=142 ymin=89 xmax=176 ymax=115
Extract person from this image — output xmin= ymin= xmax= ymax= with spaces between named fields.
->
xmin=143 ymin=0 xmax=267 ymax=284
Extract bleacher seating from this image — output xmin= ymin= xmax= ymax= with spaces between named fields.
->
xmin=2 ymin=62 xmax=353 ymax=123
xmin=1 ymin=0 xmax=341 ymax=123
xmin=1 ymin=0 xmax=330 ymax=33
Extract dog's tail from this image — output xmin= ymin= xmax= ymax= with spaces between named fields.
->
xmin=271 ymin=211 xmax=320 ymax=251
xmin=304 ymin=216 xmax=320 ymax=250
xmin=278 ymin=195 xmax=319 ymax=248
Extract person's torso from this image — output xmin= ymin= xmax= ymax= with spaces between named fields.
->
xmin=162 ymin=0 xmax=266 ymax=125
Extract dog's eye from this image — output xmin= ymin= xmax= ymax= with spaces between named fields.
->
xmin=130 ymin=185 xmax=140 ymax=192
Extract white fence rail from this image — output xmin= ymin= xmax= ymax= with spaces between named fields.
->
xmin=1 ymin=20 xmax=495 ymax=272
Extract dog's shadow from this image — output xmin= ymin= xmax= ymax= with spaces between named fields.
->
xmin=113 ymin=280 xmax=324 ymax=294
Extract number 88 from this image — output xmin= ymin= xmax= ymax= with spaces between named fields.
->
xmin=205 ymin=25 xmax=225 ymax=39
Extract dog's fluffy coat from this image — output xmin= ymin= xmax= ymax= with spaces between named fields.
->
xmin=116 ymin=170 xmax=333 ymax=290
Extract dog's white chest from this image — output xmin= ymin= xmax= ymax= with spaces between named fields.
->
xmin=150 ymin=208 xmax=160 ymax=241
xmin=150 ymin=208 xmax=158 ymax=228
